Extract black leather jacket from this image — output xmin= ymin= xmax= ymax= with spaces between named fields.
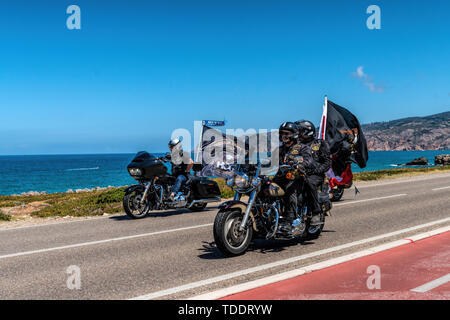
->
xmin=297 ymin=139 xmax=331 ymax=177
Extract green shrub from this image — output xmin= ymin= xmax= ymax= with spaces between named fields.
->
xmin=212 ymin=178 xmax=236 ymax=199
xmin=29 ymin=188 xmax=125 ymax=218
xmin=94 ymin=188 xmax=125 ymax=204
xmin=0 ymin=210 xmax=12 ymax=221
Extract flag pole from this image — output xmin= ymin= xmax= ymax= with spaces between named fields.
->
xmin=318 ymin=95 xmax=328 ymax=140
xmin=323 ymin=95 xmax=328 ymax=140
xmin=195 ymin=121 xmax=203 ymax=164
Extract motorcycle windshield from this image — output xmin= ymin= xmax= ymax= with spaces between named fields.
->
xmin=196 ymin=126 xmax=280 ymax=178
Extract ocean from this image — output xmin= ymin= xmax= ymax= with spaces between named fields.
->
xmin=0 ymin=150 xmax=448 ymax=196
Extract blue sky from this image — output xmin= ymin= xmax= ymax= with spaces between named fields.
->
xmin=0 ymin=0 xmax=449 ymax=155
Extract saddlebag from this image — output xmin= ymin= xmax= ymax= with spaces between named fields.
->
xmin=193 ymin=179 xmax=221 ymax=198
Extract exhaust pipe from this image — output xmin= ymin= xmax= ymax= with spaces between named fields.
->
xmin=188 ymin=197 xmax=221 ymax=208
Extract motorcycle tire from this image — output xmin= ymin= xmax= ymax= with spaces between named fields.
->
xmin=305 ymin=213 xmax=325 ymax=240
xmin=330 ymin=187 xmax=345 ymax=202
xmin=213 ymin=209 xmax=253 ymax=257
xmin=123 ymin=189 xmax=151 ymax=219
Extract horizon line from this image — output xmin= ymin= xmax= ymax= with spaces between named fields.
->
xmin=1 ymin=149 xmax=450 ymax=157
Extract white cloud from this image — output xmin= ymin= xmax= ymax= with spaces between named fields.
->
xmin=355 ymin=66 xmax=365 ymax=78
xmin=352 ymin=66 xmax=385 ymax=93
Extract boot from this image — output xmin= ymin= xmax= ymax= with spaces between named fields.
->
xmin=310 ymin=213 xmax=323 ymax=226
xmin=279 ymin=212 xmax=295 ymax=233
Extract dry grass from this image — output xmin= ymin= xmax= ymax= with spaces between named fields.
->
xmin=353 ymin=165 xmax=450 ymax=181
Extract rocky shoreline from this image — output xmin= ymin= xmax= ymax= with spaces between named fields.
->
xmin=435 ymin=154 xmax=450 ymax=165
xmin=401 ymin=154 xmax=450 ymax=166
xmin=11 ymin=185 xmax=127 ymax=197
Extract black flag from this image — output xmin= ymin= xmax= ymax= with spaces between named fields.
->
xmin=319 ymin=99 xmax=369 ymax=169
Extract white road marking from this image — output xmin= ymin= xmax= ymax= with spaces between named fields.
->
xmin=410 ymin=273 xmax=450 ymax=293
xmin=432 ymin=186 xmax=450 ymax=191
xmin=191 ymin=227 xmax=450 ymax=300
xmin=0 ymin=223 xmax=213 ymax=260
xmin=333 ymin=194 xmax=407 ymax=206
xmin=129 ymin=217 xmax=450 ymax=300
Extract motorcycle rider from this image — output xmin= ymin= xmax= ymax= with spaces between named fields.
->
xmin=295 ymin=120 xmax=331 ymax=226
xmin=273 ymin=122 xmax=304 ymax=229
xmin=168 ymin=138 xmax=194 ymax=201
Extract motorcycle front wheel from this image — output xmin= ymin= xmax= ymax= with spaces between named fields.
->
xmin=213 ymin=210 xmax=253 ymax=257
xmin=123 ymin=189 xmax=151 ymax=219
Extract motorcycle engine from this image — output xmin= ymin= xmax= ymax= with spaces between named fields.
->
xmin=168 ymin=194 xmax=187 ymax=208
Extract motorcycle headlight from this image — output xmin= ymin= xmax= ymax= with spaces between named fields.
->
xmin=234 ymin=173 xmax=249 ymax=189
xmin=128 ymin=168 xmax=142 ymax=176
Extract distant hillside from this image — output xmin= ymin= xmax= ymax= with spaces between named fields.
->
xmin=361 ymin=111 xmax=450 ymax=151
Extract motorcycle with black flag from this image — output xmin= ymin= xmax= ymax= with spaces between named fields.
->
xmin=318 ymin=98 xmax=369 ymax=201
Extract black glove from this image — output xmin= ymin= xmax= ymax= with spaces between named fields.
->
xmin=295 ymin=163 xmax=306 ymax=174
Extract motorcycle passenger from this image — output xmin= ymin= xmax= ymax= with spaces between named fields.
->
xmin=295 ymin=120 xmax=331 ymax=226
xmin=330 ymin=130 xmax=354 ymax=177
xmin=168 ymin=138 xmax=194 ymax=201
xmin=273 ymin=122 xmax=303 ymax=229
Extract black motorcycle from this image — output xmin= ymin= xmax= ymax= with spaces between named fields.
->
xmin=213 ymin=161 xmax=332 ymax=256
xmin=123 ymin=151 xmax=221 ymax=219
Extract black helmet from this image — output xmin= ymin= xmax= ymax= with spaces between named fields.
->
xmin=295 ymin=120 xmax=316 ymax=142
xmin=279 ymin=121 xmax=299 ymax=142
xmin=168 ymin=138 xmax=181 ymax=149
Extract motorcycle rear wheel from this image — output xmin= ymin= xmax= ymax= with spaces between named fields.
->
xmin=330 ymin=187 xmax=345 ymax=201
xmin=305 ymin=212 xmax=325 ymax=240
xmin=213 ymin=210 xmax=253 ymax=256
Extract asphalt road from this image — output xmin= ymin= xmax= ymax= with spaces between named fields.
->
xmin=0 ymin=173 xmax=449 ymax=300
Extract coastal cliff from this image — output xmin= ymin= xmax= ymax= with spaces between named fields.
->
xmin=361 ymin=111 xmax=450 ymax=151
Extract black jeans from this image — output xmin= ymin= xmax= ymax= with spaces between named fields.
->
xmin=273 ymin=176 xmax=300 ymax=222
xmin=304 ymin=175 xmax=324 ymax=215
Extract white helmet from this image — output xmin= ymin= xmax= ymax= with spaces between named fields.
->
xmin=168 ymin=138 xmax=181 ymax=149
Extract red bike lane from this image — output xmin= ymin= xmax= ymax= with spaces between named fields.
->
xmin=221 ymin=231 xmax=450 ymax=300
